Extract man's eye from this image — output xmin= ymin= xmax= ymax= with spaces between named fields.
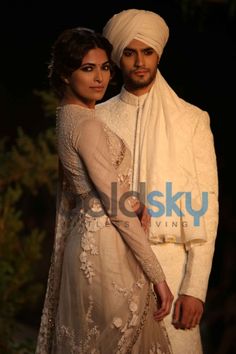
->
xmin=123 ymin=51 xmax=133 ymax=57
xmin=144 ymin=49 xmax=154 ymax=55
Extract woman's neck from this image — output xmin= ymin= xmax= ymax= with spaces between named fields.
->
xmin=60 ymin=97 xmax=95 ymax=109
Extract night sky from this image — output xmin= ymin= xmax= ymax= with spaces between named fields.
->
xmin=0 ymin=0 xmax=235 ymax=136
xmin=1 ymin=0 xmax=235 ymax=213
xmin=0 ymin=1 xmax=235 ymax=352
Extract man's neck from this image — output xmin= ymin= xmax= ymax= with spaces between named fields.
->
xmin=124 ymin=80 xmax=155 ymax=97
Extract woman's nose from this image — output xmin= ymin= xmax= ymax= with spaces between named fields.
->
xmin=94 ymin=69 xmax=103 ymax=82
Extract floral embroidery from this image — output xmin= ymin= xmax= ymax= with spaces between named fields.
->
xmin=79 ymin=227 xmax=98 ymax=284
xmin=129 ymin=301 xmax=138 ymax=312
xmin=78 ymin=296 xmax=100 ymax=353
xmin=103 ymin=124 xmax=126 ymax=168
xmin=110 ymin=277 xmax=149 ymax=353
xmin=122 ymin=290 xmax=151 ymax=353
xmin=79 ymin=202 xmax=111 ymax=283
xmin=112 ymin=317 xmax=123 ymax=328
xmin=55 ymin=296 xmax=101 ymax=354
xmin=149 ymin=343 xmax=167 ymax=354
xmin=112 ymin=276 xmax=145 ymax=297
xmin=89 ymin=197 xmax=103 ymax=213
xmin=117 ymin=168 xmax=132 ymax=187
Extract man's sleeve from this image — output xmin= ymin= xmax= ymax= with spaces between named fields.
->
xmin=179 ymin=111 xmax=219 ymax=302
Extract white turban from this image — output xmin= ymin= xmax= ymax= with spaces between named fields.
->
xmin=103 ymin=9 xmax=169 ymax=66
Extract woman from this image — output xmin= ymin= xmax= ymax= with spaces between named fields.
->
xmin=36 ymin=27 xmax=173 ymax=354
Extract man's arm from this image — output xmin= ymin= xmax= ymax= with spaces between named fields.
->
xmin=174 ymin=111 xmax=219 ymax=329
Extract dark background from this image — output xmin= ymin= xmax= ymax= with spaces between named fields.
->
xmin=0 ymin=1 xmax=235 ymax=353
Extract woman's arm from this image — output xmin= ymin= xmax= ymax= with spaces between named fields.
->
xmin=77 ymin=118 xmax=165 ymax=284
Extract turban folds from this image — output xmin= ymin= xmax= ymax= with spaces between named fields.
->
xmin=103 ymin=9 xmax=169 ymax=66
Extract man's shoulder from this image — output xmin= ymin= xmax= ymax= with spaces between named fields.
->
xmin=181 ymin=97 xmax=205 ymax=114
xmin=180 ymin=98 xmax=209 ymax=124
xmin=97 ymin=94 xmax=121 ymax=111
xmin=96 ymin=94 xmax=125 ymax=124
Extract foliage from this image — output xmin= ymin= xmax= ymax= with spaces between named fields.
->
xmin=33 ymin=90 xmax=58 ymax=118
xmin=176 ymin=0 xmax=236 ymax=28
xmin=0 ymin=102 xmax=57 ymax=352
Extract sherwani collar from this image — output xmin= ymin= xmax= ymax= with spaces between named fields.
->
xmin=120 ymin=86 xmax=148 ymax=107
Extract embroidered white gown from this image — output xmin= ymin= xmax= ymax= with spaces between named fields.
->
xmin=36 ymin=104 xmax=172 ymax=354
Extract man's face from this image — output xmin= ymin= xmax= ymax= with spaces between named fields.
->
xmin=120 ymin=39 xmax=159 ymax=94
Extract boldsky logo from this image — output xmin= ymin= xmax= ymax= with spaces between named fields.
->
xmin=147 ymin=182 xmax=208 ymax=226
xmin=83 ymin=182 xmax=208 ymax=227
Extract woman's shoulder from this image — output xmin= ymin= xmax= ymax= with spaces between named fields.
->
xmin=79 ymin=115 xmax=106 ymax=134
xmin=79 ymin=116 xmax=127 ymax=154
xmin=56 ymin=104 xmax=100 ymax=134
xmin=57 ymin=104 xmax=95 ymax=122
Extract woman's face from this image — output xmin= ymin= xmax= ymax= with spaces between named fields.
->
xmin=64 ymin=47 xmax=111 ymax=108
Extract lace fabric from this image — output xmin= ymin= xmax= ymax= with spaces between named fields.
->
xmin=36 ymin=104 xmax=172 ymax=354
xmin=36 ymin=162 xmax=73 ymax=353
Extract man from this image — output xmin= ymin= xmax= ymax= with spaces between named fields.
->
xmin=97 ymin=9 xmax=219 ymax=354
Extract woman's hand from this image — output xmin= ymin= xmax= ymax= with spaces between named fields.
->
xmin=153 ymin=281 xmax=174 ymax=321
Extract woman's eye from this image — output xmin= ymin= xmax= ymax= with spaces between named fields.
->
xmin=81 ymin=66 xmax=93 ymax=72
xmin=103 ymin=64 xmax=110 ymax=71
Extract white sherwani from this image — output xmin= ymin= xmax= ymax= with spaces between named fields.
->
xmin=97 ymin=87 xmax=219 ymax=354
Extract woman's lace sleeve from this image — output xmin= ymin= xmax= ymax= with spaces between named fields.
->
xmin=76 ymin=119 xmax=165 ymax=284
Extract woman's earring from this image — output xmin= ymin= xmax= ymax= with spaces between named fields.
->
xmin=62 ymin=76 xmax=69 ymax=84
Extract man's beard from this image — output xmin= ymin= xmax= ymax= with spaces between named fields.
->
xmin=123 ymin=68 xmax=157 ymax=90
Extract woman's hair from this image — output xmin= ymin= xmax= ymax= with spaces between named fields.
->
xmin=48 ymin=27 xmax=113 ymax=99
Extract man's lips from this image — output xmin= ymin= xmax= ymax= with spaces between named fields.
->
xmin=133 ymin=69 xmax=149 ymax=75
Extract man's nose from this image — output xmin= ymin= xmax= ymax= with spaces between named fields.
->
xmin=135 ymin=52 xmax=144 ymax=66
